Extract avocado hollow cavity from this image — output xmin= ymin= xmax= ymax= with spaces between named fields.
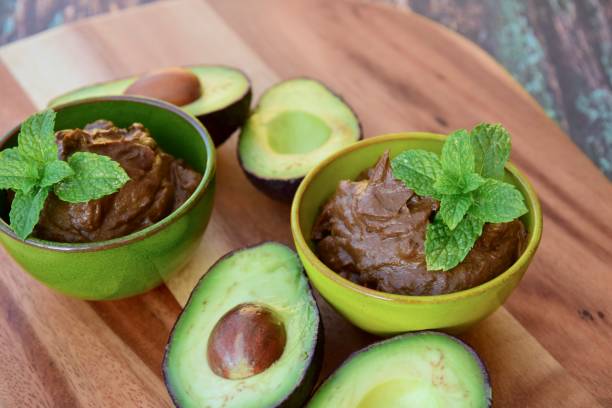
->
xmin=267 ymin=111 xmax=331 ymax=155
xmin=207 ymin=303 xmax=286 ymax=380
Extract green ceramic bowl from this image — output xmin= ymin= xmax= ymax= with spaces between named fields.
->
xmin=291 ymin=133 xmax=542 ymax=335
xmin=0 ymin=96 xmax=216 ymax=300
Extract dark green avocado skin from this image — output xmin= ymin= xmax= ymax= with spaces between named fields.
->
xmin=239 ymin=126 xmax=363 ymax=204
xmin=162 ymin=241 xmax=324 ymax=408
xmin=200 ymin=88 xmax=252 ymax=147
xmin=240 ymin=163 xmax=304 ymax=204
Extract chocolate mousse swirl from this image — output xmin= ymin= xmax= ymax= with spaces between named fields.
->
xmin=312 ymin=152 xmax=526 ymax=296
xmin=35 ymin=120 xmax=202 ymax=243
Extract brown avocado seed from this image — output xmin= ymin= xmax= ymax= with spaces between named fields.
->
xmin=124 ymin=67 xmax=202 ymax=106
xmin=207 ymin=303 xmax=286 ymax=380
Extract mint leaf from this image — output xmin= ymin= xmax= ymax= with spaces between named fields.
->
xmin=441 ymin=129 xmax=474 ymax=178
xmin=4 ymin=110 xmax=130 ymax=240
xmin=17 ymin=109 xmax=58 ymax=165
xmin=425 ymin=214 xmax=484 ymax=271
xmin=469 ymin=179 xmax=527 ymax=223
xmin=0 ymin=148 xmax=39 ymax=192
xmin=433 ymin=173 xmax=461 ymax=195
xmin=54 ymin=152 xmax=129 ymax=203
xmin=9 ymin=186 xmax=50 ymax=239
xmin=463 ymin=173 xmax=486 ymax=193
xmin=434 ymin=172 xmax=485 ymax=195
xmin=40 ymin=160 xmax=74 ymax=187
xmin=470 ymin=123 xmax=510 ymax=180
xmin=391 ymin=150 xmax=442 ymax=198
xmin=0 ymin=147 xmax=20 ymax=161
xmin=389 ymin=123 xmax=526 ymax=272
xmin=439 ymin=194 xmax=473 ymax=230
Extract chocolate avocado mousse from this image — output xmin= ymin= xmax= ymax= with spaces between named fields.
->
xmin=35 ymin=120 xmax=202 ymax=243
xmin=312 ymin=152 xmax=527 ymax=296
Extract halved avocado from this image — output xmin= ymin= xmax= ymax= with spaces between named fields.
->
xmin=238 ymin=78 xmax=362 ymax=202
xmin=308 ymin=332 xmax=491 ymax=408
xmin=163 ymin=242 xmax=323 ymax=408
xmin=49 ymin=65 xmax=252 ymax=146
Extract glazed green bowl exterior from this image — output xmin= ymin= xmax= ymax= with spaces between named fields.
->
xmin=291 ymin=133 xmax=542 ymax=335
xmin=0 ymin=96 xmax=216 ymax=300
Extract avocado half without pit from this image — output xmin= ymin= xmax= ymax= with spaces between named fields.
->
xmin=308 ymin=332 xmax=491 ymax=408
xmin=238 ymin=78 xmax=362 ymax=202
xmin=49 ymin=65 xmax=252 ymax=146
xmin=163 ymin=242 xmax=323 ymax=408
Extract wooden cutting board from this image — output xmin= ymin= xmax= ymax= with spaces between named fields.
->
xmin=0 ymin=0 xmax=610 ymax=406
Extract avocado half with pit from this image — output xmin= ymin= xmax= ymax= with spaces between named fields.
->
xmin=49 ymin=65 xmax=251 ymax=146
xmin=308 ymin=332 xmax=491 ymax=408
xmin=238 ymin=78 xmax=362 ymax=202
xmin=163 ymin=242 xmax=323 ymax=408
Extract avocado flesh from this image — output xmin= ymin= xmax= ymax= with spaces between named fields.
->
xmin=163 ymin=242 xmax=322 ymax=408
xmin=308 ymin=332 xmax=491 ymax=408
xmin=49 ymin=66 xmax=251 ymax=146
xmin=239 ymin=78 xmax=361 ymax=182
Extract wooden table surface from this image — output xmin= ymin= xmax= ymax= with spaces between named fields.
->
xmin=4 ymin=0 xmax=612 ymax=182
xmin=0 ymin=0 xmax=610 ymax=406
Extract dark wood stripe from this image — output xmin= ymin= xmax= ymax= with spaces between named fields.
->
xmin=511 ymin=151 xmax=612 ymax=250
xmin=540 ymin=200 xmax=611 ymax=264
xmin=343 ymin=48 xmax=443 ymax=119
xmin=0 ymin=276 xmax=81 ymax=407
xmin=88 ymin=285 xmax=181 ymax=379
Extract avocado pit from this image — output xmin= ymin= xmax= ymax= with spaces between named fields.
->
xmin=124 ymin=67 xmax=202 ymax=106
xmin=207 ymin=303 xmax=286 ymax=380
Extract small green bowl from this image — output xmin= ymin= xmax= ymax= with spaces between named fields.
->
xmin=0 ymin=96 xmax=216 ymax=300
xmin=291 ymin=133 xmax=542 ymax=335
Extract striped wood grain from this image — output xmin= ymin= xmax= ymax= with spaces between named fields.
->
xmin=0 ymin=0 xmax=609 ymax=406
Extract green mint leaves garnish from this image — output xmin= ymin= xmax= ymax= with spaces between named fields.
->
xmin=391 ymin=123 xmax=527 ymax=271
xmin=0 ymin=109 xmax=129 ymax=239
xmin=40 ymin=160 xmax=74 ymax=187
xmin=425 ymin=214 xmax=484 ymax=273
xmin=18 ymin=109 xmax=58 ymax=165
xmin=471 ymin=123 xmax=511 ymax=179
xmin=469 ymin=179 xmax=528 ymax=223
xmin=54 ymin=152 xmax=129 ymax=203
xmin=390 ymin=150 xmax=442 ymax=198
xmin=9 ymin=186 xmax=51 ymax=240
xmin=0 ymin=148 xmax=39 ymax=193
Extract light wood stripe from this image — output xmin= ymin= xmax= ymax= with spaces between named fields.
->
xmin=0 ymin=63 xmax=36 ymax=134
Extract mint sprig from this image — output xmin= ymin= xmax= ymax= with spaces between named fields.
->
xmin=390 ymin=150 xmax=442 ymax=198
xmin=0 ymin=109 xmax=130 ymax=239
xmin=391 ymin=123 xmax=527 ymax=271
xmin=425 ymin=214 xmax=484 ymax=272
xmin=54 ymin=152 xmax=129 ymax=203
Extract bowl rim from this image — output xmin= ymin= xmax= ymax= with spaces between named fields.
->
xmin=0 ymin=95 xmax=216 ymax=252
xmin=291 ymin=132 xmax=543 ymax=304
